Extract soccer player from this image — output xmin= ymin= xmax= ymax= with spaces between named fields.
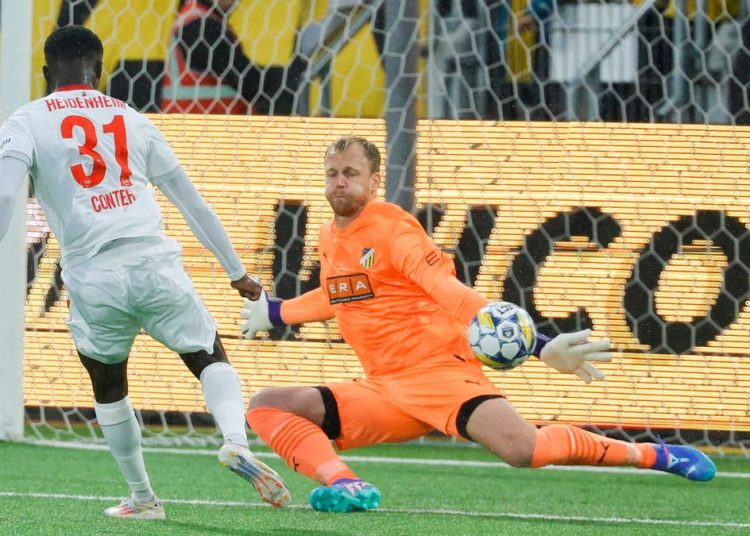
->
xmin=239 ymin=136 xmax=717 ymax=513
xmin=0 ymin=26 xmax=290 ymax=519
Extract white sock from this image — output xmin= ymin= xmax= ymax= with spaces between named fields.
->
xmin=200 ymin=362 xmax=249 ymax=448
xmin=95 ymin=398 xmax=154 ymax=502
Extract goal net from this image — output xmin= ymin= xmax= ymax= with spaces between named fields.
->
xmin=5 ymin=0 xmax=750 ymax=455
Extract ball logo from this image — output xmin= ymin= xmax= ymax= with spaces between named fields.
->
xmin=495 ymin=303 xmax=515 ymax=316
xmin=500 ymin=325 xmax=517 ymax=341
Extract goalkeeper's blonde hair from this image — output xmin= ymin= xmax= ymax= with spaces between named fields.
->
xmin=326 ymin=136 xmax=381 ymax=173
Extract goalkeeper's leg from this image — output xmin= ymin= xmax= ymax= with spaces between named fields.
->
xmin=247 ymin=383 xmax=430 ymax=512
xmin=465 ymin=397 xmax=715 ymax=481
xmin=247 ymin=387 xmax=362 ymax=485
xmin=248 ymin=386 xmax=378 ymax=512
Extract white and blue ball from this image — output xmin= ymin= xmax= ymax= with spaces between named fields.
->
xmin=468 ymin=301 xmax=537 ymax=370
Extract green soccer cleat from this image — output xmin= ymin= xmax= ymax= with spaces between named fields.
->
xmin=650 ymin=442 xmax=717 ymax=481
xmin=309 ymin=478 xmax=381 ymax=513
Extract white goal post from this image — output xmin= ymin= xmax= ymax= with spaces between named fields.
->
xmin=0 ymin=0 xmax=32 ymax=441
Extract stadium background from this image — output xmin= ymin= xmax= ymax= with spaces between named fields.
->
xmin=5 ymin=0 xmax=750 ymax=453
xmin=29 ymin=0 xmax=393 ymax=116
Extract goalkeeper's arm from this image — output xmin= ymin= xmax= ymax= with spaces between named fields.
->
xmin=240 ymin=287 xmax=334 ymax=338
xmin=428 ymin=275 xmax=611 ymax=382
xmin=429 ymin=275 xmax=552 ymax=357
xmin=386 ymin=214 xmax=557 ymax=356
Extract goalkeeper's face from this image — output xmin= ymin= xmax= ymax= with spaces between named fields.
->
xmin=325 ymin=145 xmax=380 ymax=223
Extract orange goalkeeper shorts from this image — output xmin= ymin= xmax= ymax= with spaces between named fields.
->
xmin=323 ymin=358 xmax=504 ymax=451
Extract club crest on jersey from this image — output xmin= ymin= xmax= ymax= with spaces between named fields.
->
xmin=360 ymin=248 xmax=375 ymax=268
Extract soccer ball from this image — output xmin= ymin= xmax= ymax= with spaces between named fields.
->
xmin=468 ymin=301 xmax=537 ymax=370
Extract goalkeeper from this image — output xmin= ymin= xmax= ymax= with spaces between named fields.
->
xmin=240 ymin=136 xmax=716 ymax=513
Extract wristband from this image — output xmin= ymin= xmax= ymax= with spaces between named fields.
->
xmin=268 ymin=299 xmax=286 ymax=326
xmin=533 ymin=332 xmax=551 ymax=357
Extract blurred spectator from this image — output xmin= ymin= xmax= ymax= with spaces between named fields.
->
xmin=487 ymin=0 xmax=555 ymax=120
xmin=701 ymin=0 xmax=743 ymax=123
xmin=294 ymin=1 xmax=388 ymax=116
xmin=425 ymin=0 xmax=553 ymax=119
xmin=161 ymin=0 xmax=307 ymax=115
xmin=638 ymin=0 xmax=742 ymax=123
xmin=296 ymin=1 xmax=386 ymax=63
xmin=430 ymin=0 xmax=490 ymax=118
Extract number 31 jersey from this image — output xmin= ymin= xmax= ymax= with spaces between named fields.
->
xmin=0 ymin=85 xmax=181 ymax=269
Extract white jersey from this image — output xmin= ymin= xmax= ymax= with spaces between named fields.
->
xmin=0 ymin=85 xmax=180 ymax=269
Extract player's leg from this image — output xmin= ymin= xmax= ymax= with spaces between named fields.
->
xmin=134 ymin=241 xmax=290 ymax=506
xmin=248 ymin=381 xmax=432 ymax=512
xmin=391 ymin=358 xmax=715 ymax=482
xmin=178 ymin=335 xmax=291 ymax=507
xmin=65 ymin=261 xmax=164 ymax=520
xmin=79 ymin=353 xmax=164 ymax=520
xmin=179 ymin=334 xmax=248 ymax=448
xmin=464 ymin=397 xmax=716 ymax=480
xmin=248 ymin=383 xmax=433 ymax=484
xmin=135 ymin=242 xmax=249 ymax=449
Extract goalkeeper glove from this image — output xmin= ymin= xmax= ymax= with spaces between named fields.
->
xmin=539 ymin=329 xmax=613 ymax=384
xmin=239 ymin=291 xmax=285 ymax=339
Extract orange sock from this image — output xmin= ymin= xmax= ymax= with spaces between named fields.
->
xmin=531 ymin=424 xmax=657 ymax=469
xmin=246 ymin=407 xmax=358 ymax=485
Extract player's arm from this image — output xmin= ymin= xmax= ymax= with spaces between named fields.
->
xmin=430 ymin=275 xmax=609 ymax=373
xmin=155 ymin=169 xmax=260 ymax=298
xmin=145 ymin=119 xmax=259 ymax=298
xmin=391 ymin=216 xmax=611 ymax=382
xmin=239 ymin=286 xmax=334 ymax=339
xmin=0 ymin=114 xmax=34 ymax=243
xmin=0 ymin=157 xmax=29 ymax=242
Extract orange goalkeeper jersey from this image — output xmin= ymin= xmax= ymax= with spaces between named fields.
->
xmin=281 ymin=201 xmax=488 ymax=377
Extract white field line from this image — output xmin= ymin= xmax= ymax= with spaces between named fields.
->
xmin=0 ymin=490 xmax=748 ymax=530
xmin=23 ymin=439 xmax=750 ymax=479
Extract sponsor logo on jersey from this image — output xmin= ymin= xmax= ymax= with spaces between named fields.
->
xmin=327 ymin=273 xmax=374 ymax=304
xmin=359 ymin=248 xmax=375 ymax=268
xmin=0 ymin=137 xmax=10 ymax=150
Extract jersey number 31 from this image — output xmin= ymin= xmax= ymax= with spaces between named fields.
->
xmin=61 ymin=114 xmax=132 ymax=189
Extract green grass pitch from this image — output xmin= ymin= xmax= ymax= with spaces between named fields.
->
xmin=1 ymin=441 xmax=748 ymax=535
